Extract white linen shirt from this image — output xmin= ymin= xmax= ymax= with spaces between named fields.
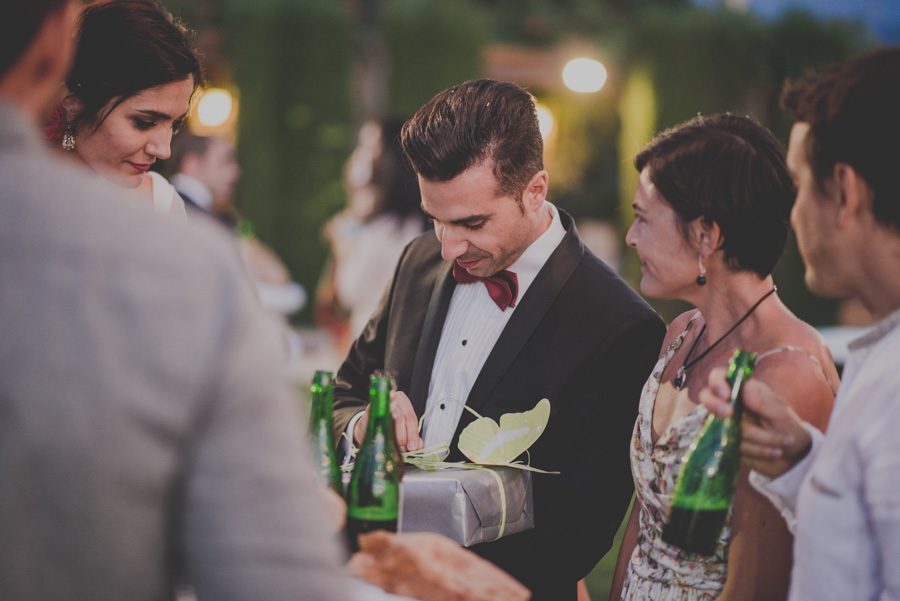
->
xmin=750 ymin=306 xmax=900 ymax=601
xmin=421 ymin=202 xmax=566 ymax=449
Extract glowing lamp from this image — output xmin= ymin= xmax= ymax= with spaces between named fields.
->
xmin=535 ymin=103 xmax=554 ymax=138
xmin=562 ymin=58 xmax=607 ymax=93
xmin=196 ymin=88 xmax=234 ymax=128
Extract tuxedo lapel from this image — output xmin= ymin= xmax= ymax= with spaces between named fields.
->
xmin=464 ymin=213 xmax=584 ymax=416
xmin=407 ymin=260 xmax=455 ymax=414
xmin=178 ymin=192 xmax=201 ymax=213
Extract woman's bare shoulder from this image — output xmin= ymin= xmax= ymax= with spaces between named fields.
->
xmin=660 ymin=309 xmax=701 ymax=351
xmin=753 ymin=314 xmax=838 ymax=430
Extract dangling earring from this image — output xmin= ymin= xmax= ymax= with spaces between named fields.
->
xmin=62 ymin=125 xmax=75 ymax=151
xmin=696 ymin=253 xmax=707 ymax=286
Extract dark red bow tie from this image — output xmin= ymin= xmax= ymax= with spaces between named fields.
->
xmin=452 ymin=262 xmax=519 ymax=311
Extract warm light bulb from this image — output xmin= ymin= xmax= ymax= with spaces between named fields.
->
xmin=535 ymin=103 xmax=554 ymax=138
xmin=562 ymin=58 xmax=608 ymax=93
xmin=196 ymin=89 xmax=233 ymax=127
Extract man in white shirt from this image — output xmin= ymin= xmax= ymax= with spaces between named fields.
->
xmin=332 ymin=79 xmax=666 ymax=601
xmin=700 ymin=47 xmax=900 ymax=601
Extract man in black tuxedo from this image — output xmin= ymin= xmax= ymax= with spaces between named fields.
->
xmin=333 ymin=79 xmax=665 ymax=601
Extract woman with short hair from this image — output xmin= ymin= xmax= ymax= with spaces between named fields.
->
xmin=610 ymin=113 xmax=838 ymax=601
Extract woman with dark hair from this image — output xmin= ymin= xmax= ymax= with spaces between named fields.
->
xmin=315 ymin=117 xmax=428 ymax=350
xmin=46 ymin=0 xmax=203 ymax=217
xmin=609 ymin=113 xmax=838 ymax=601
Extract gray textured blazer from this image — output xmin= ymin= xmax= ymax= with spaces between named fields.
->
xmin=0 ymin=101 xmax=347 ymax=600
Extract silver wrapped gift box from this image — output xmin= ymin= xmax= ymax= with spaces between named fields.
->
xmin=399 ymin=466 xmax=534 ymax=547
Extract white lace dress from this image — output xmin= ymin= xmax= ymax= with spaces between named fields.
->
xmin=148 ymin=171 xmax=186 ymax=219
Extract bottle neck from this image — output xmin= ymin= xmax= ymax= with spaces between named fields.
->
xmin=310 ymin=372 xmax=334 ymax=423
xmin=365 ymin=377 xmax=394 ymax=438
xmin=311 ymin=389 xmax=333 ymax=422
xmin=725 ymin=351 xmax=755 ymax=414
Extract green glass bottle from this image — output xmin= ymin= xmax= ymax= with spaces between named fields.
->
xmin=345 ymin=370 xmax=403 ymax=552
xmin=662 ymin=349 xmax=756 ymax=555
xmin=309 ymin=370 xmax=343 ymax=497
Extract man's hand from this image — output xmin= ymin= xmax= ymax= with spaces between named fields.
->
xmin=352 ymin=390 xmax=424 ymax=453
xmin=699 ymin=368 xmax=813 ymax=478
xmin=347 ymin=531 xmax=531 ymax=601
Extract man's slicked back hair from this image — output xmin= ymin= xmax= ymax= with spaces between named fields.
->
xmin=401 ymin=79 xmax=543 ymax=201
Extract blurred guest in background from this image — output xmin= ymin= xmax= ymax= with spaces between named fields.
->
xmin=168 ymin=132 xmax=307 ymax=317
xmin=45 ymin=0 xmax=202 ymax=218
xmin=701 ymin=47 xmax=900 ymax=601
xmin=0 ymin=0 xmax=348 ymax=598
xmin=169 ymin=133 xmax=241 ymax=228
xmin=315 ymin=116 xmax=428 ymax=352
xmin=610 ymin=113 xmax=837 ymax=601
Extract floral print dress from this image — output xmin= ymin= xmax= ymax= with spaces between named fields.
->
xmin=620 ymin=314 xmax=731 ymax=601
xmin=619 ymin=312 xmax=837 ymax=601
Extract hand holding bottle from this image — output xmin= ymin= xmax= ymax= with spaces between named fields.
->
xmin=353 ymin=389 xmax=423 ymax=453
xmin=699 ymin=367 xmax=813 ymax=478
xmin=662 ymin=350 xmax=755 ymax=555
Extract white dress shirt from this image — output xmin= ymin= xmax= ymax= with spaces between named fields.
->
xmin=171 ymin=173 xmax=215 ymax=211
xmin=750 ymin=306 xmax=900 ymax=601
xmin=421 ymin=202 xmax=566 ymax=449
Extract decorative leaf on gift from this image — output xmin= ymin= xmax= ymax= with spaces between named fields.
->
xmin=458 ymin=398 xmax=551 ymax=465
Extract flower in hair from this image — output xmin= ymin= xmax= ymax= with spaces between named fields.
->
xmin=45 ymin=104 xmax=68 ymax=142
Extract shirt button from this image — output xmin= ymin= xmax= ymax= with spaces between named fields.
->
xmin=462 ymin=339 xmax=467 ymax=346
xmin=440 ymin=403 xmax=446 ymax=410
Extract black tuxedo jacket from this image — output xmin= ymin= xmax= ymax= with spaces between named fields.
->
xmin=334 ymin=210 xmax=664 ymax=600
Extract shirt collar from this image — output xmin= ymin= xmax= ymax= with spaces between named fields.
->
xmin=506 ymin=201 xmax=566 ymax=300
xmin=171 ymin=174 xmax=214 ymax=211
xmin=847 ymin=305 xmax=900 ymax=352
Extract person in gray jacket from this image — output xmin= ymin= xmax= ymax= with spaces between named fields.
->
xmin=0 ymin=1 xmax=348 ymax=599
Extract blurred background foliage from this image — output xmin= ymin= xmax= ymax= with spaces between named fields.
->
xmin=164 ymin=0 xmax=875 ymax=328
xmin=381 ymin=0 xmax=487 ymax=115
